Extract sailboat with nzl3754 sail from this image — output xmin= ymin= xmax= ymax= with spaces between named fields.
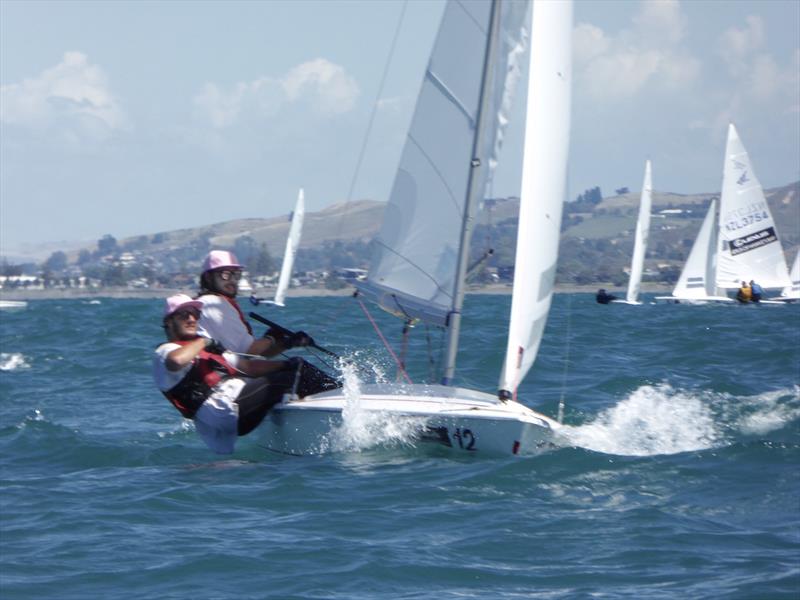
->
xmin=657 ymin=124 xmax=791 ymax=304
xmin=255 ymin=0 xmax=573 ymax=456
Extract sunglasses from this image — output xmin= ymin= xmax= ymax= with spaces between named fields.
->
xmin=173 ymin=309 xmax=200 ymax=321
xmin=215 ymin=270 xmax=243 ymax=282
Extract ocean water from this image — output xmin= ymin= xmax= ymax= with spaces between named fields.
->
xmin=1 ymin=294 xmax=798 ymax=599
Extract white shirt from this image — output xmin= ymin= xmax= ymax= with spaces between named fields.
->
xmin=153 ymin=342 xmax=245 ymax=455
xmin=196 ymin=294 xmax=255 ymax=354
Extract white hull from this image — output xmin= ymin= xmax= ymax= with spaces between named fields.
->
xmin=654 ymin=295 xmax=734 ymax=305
xmin=258 ymin=384 xmax=560 ymax=456
xmin=0 ymin=300 xmax=27 ymax=309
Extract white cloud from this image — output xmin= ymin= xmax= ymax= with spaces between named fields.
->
xmin=573 ymin=23 xmax=610 ymax=65
xmin=711 ymin=16 xmax=798 ymax=120
xmin=0 ymin=51 xmax=128 ymax=137
xmin=631 ymin=0 xmax=687 ymax=46
xmin=573 ymin=0 xmax=698 ymax=102
xmin=717 ymin=15 xmax=765 ymax=64
xmin=193 ymin=58 xmax=359 ymax=129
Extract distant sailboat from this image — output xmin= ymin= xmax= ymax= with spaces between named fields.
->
xmin=249 ymin=189 xmax=305 ymax=307
xmin=273 ymin=189 xmax=305 ymax=307
xmin=775 ymin=251 xmax=799 ymax=302
xmin=715 ymin=124 xmax=790 ymax=292
xmin=613 ymin=160 xmax=652 ymax=305
xmin=655 ymin=199 xmax=733 ymax=303
xmin=657 ymin=124 xmax=790 ymax=304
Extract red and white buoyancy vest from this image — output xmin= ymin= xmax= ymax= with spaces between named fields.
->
xmin=162 ymin=341 xmax=238 ymax=418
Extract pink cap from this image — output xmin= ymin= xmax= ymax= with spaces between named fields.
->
xmin=163 ymin=294 xmax=203 ymax=319
xmin=202 ymin=250 xmax=243 ymax=273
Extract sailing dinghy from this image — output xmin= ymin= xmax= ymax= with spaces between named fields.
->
xmin=654 ymin=199 xmax=733 ymax=304
xmin=251 ymin=189 xmax=305 ymax=307
xmin=272 ymin=189 xmax=305 ymax=307
xmin=257 ymin=0 xmax=573 ymax=456
xmin=612 ymin=160 xmax=652 ymax=305
xmin=716 ymin=124 xmax=791 ymax=294
xmin=657 ymin=124 xmax=790 ymax=304
xmin=773 ymin=251 xmax=799 ymax=302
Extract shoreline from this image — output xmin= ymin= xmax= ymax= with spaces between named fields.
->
xmin=0 ymin=283 xmax=672 ymax=301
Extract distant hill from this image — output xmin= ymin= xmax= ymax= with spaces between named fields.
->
xmin=9 ymin=181 xmax=799 ymax=286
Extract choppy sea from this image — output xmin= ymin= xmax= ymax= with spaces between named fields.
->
xmin=1 ymin=294 xmax=798 ymax=599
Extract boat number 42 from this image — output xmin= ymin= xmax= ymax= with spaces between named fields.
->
xmin=451 ymin=428 xmax=476 ymax=451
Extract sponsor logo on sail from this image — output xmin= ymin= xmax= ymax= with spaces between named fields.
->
xmin=736 ymin=170 xmax=750 ymax=185
xmin=728 ymin=227 xmax=778 ymax=256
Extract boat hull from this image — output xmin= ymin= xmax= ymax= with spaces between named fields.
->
xmin=654 ymin=295 xmax=734 ymax=305
xmin=257 ymin=384 xmax=559 ymax=456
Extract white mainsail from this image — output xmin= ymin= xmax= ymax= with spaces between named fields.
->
xmin=624 ymin=160 xmax=653 ymax=304
xmin=715 ymin=124 xmax=791 ymax=290
xmin=357 ymin=1 xmax=529 ymax=327
xmin=273 ymin=189 xmax=305 ymax=307
xmin=498 ymin=0 xmax=572 ymax=399
xmin=669 ymin=199 xmax=725 ymax=300
xmin=781 ymin=251 xmax=800 ymax=299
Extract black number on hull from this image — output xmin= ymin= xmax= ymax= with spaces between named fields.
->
xmin=452 ymin=428 xmax=476 ymax=451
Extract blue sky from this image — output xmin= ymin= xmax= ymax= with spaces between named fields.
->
xmin=1 ymin=0 xmax=798 ymax=260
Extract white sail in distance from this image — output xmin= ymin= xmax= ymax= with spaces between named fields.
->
xmin=715 ymin=124 xmax=791 ymax=289
xmin=274 ymin=189 xmax=305 ymax=307
xmin=499 ymin=0 xmax=572 ymax=399
xmin=671 ymin=199 xmax=721 ymax=300
xmin=625 ymin=160 xmax=653 ymax=304
xmin=781 ymin=251 xmax=800 ymax=299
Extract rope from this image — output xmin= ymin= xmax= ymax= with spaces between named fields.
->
xmin=557 ymin=293 xmax=573 ymax=424
xmin=355 ymin=295 xmax=413 ymax=384
xmin=334 ymin=0 xmax=409 ymax=244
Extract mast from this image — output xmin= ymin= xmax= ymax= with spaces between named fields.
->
xmin=441 ymin=0 xmax=503 ymax=386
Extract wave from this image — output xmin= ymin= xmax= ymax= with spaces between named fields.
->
xmin=0 ymin=353 xmax=30 ymax=371
xmin=558 ymin=383 xmax=800 ymax=457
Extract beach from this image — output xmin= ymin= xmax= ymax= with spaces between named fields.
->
xmin=0 ymin=282 xmax=674 ymax=302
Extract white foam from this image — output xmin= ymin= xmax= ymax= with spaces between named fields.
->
xmin=560 ymin=384 xmax=722 ymax=456
xmin=319 ymin=359 xmax=427 ymax=453
xmin=729 ymin=386 xmax=800 ymax=436
xmin=0 ymin=353 xmax=30 ymax=371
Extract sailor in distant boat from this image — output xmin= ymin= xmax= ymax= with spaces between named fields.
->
xmin=596 ymin=288 xmax=618 ymax=304
xmin=736 ymin=281 xmax=752 ymax=303
xmin=153 ymin=294 xmax=303 ymax=454
xmin=749 ymin=280 xmax=763 ymax=303
xmin=195 ymin=250 xmax=340 ymax=396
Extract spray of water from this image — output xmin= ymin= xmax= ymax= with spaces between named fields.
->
xmin=317 ymin=356 xmax=428 ymax=453
xmin=560 ymin=384 xmax=722 ymax=456
xmin=559 ymin=383 xmax=800 ymax=457
xmin=0 ymin=353 xmax=30 ymax=371
xmin=724 ymin=385 xmax=800 ymax=436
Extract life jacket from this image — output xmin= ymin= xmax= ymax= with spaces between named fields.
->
xmin=738 ymin=285 xmax=752 ymax=301
xmin=162 ymin=341 xmax=238 ymax=419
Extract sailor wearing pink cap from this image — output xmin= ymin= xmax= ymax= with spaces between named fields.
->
xmin=195 ymin=250 xmax=286 ymax=357
xmin=153 ymin=294 xmax=293 ymax=454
